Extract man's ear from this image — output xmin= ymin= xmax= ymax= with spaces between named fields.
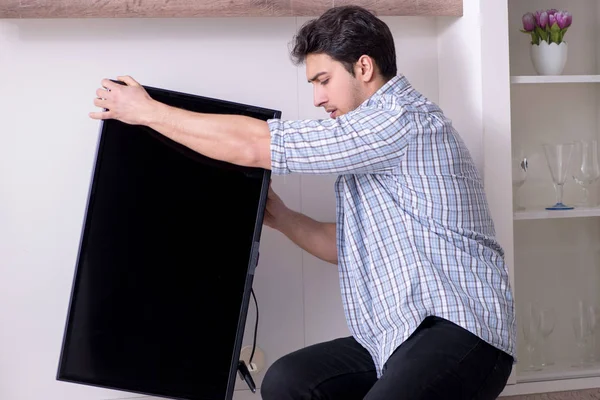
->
xmin=355 ymin=55 xmax=376 ymax=82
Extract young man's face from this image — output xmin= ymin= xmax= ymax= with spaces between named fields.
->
xmin=306 ymin=53 xmax=367 ymax=119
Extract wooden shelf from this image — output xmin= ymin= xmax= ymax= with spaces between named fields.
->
xmin=0 ymin=0 xmax=463 ymax=18
xmin=514 ymin=206 xmax=600 ymax=220
xmin=511 ymin=75 xmax=600 ymax=84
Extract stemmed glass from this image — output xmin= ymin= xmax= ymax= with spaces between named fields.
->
xmin=512 ymin=147 xmax=528 ymax=211
xmin=543 ymin=142 xmax=575 ymax=210
xmin=587 ymin=305 xmax=600 ymax=363
xmin=573 ymin=300 xmax=593 ymax=368
xmin=572 ymin=140 xmax=600 ymax=207
xmin=538 ymin=307 xmax=556 ymax=367
xmin=522 ymin=302 xmax=543 ymax=371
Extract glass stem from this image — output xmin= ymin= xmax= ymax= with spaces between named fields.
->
xmin=540 ymin=336 xmax=546 ymax=366
xmin=556 ymin=183 xmax=564 ymax=205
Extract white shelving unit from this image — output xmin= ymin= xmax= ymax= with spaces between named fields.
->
xmin=501 ymin=0 xmax=600 ymax=396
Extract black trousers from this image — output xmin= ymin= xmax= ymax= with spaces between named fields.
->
xmin=261 ymin=316 xmax=513 ymax=400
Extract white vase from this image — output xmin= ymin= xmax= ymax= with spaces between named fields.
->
xmin=530 ymin=40 xmax=568 ymax=75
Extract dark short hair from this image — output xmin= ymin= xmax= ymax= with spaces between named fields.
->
xmin=290 ymin=5 xmax=397 ymax=79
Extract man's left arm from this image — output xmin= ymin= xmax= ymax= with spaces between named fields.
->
xmin=90 ymin=76 xmax=272 ymax=169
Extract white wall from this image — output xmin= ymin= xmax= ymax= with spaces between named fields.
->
xmin=437 ymin=0 xmax=483 ymax=174
xmin=0 ymin=14 xmax=456 ymax=400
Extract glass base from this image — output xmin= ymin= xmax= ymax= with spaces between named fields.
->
xmin=546 ymin=203 xmax=574 ymax=210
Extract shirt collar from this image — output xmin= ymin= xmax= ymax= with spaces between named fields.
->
xmin=362 ymin=74 xmax=410 ymax=107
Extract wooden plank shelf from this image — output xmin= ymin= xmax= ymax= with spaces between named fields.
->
xmin=0 ymin=0 xmax=463 ymax=18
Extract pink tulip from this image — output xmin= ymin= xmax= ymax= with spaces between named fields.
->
xmin=548 ymin=13 xmax=557 ymax=28
xmin=522 ymin=12 xmax=536 ymax=31
xmin=535 ymin=10 xmax=549 ymax=28
xmin=561 ymin=11 xmax=573 ymax=28
xmin=547 ymin=8 xmax=558 ymax=16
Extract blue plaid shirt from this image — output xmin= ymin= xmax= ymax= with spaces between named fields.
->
xmin=268 ymin=75 xmax=516 ymax=377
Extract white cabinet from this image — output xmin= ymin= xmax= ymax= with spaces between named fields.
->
xmin=494 ymin=0 xmax=600 ymax=396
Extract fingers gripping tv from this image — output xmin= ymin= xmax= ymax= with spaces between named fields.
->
xmin=56 ymin=84 xmax=280 ymax=400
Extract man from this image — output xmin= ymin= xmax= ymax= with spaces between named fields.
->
xmin=90 ymin=5 xmax=516 ymax=399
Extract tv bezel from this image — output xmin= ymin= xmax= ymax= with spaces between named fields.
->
xmin=56 ymin=84 xmax=280 ymax=400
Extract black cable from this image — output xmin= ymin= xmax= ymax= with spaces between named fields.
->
xmin=249 ymin=288 xmax=259 ymax=365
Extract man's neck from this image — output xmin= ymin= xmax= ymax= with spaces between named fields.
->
xmin=364 ymin=75 xmax=392 ymax=98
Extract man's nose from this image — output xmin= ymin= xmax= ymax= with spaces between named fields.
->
xmin=313 ymin=87 xmax=327 ymax=108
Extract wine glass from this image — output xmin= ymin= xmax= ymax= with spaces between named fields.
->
xmin=543 ymin=142 xmax=575 ymax=210
xmin=522 ymin=302 xmax=543 ymax=371
xmin=573 ymin=300 xmax=593 ymax=368
xmin=539 ymin=307 xmax=556 ymax=367
xmin=512 ymin=147 xmax=528 ymax=211
xmin=572 ymin=140 xmax=600 ymax=207
xmin=587 ymin=305 xmax=600 ymax=363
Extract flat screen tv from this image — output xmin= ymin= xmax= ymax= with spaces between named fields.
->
xmin=56 ymin=83 xmax=281 ymax=400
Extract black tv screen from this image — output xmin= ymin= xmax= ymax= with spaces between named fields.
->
xmin=56 ymin=84 xmax=280 ymax=400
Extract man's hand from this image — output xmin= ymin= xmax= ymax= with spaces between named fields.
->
xmin=89 ymin=75 xmax=158 ymax=125
xmin=264 ymin=183 xmax=289 ymax=230
xmin=263 ymin=183 xmax=337 ymax=264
